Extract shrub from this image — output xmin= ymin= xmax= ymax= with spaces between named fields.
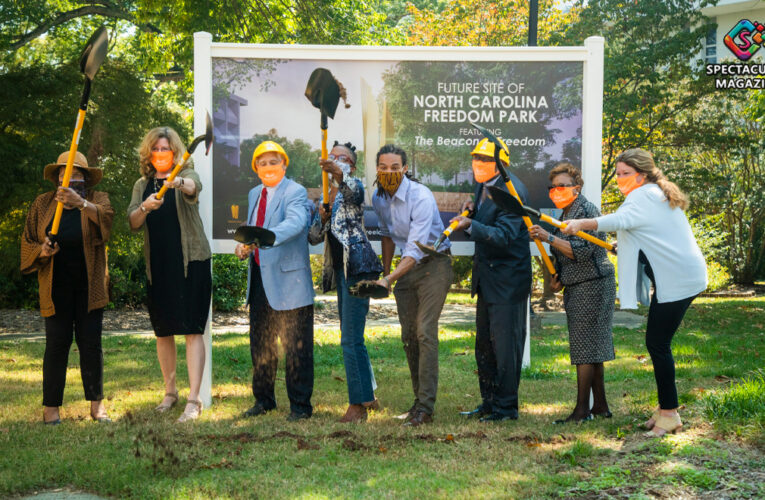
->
xmin=212 ymin=254 xmax=248 ymax=311
xmin=0 ymin=204 xmax=40 ymax=309
xmin=107 ymin=233 xmax=147 ymax=309
xmin=705 ymin=260 xmax=730 ymax=292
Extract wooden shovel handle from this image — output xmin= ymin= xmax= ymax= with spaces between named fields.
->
xmin=321 ymin=129 xmax=329 ymax=208
xmin=156 ymin=151 xmax=190 ymax=200
xmin=503 ymin=179 xmax=557 ymax=275
xmin=50 ymin=108 xmax=87 ymax=236
xmin=539 ymin=214 xmax=614 ymax=251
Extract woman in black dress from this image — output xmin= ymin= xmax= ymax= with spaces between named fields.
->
xmin=528 ymin=163 xmax=616 ymax=423
xmin=128 ymin=127 xmax=212 ymax=422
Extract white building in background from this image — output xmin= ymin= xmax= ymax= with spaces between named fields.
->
xmin=701 ymin=0 xmax=765 ymax=63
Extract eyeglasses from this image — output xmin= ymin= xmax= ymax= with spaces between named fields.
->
xmin=329 ymin=154 xmax=352 ymax=163
xmin=548 ymin=184 xmax=576 ymax=189
xmin=152 ymin=147 xmax=172 ymax=152
xmin=256 ymin=158 xmax=283 ymax=167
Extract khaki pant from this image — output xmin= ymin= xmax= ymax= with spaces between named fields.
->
xmin=393 ymin=256 xmax=453 ymax=415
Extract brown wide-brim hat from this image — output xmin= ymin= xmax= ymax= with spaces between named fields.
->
xmin=43 ymin=151 xmax=103 ymax=187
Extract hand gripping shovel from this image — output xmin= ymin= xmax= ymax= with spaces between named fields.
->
xmin=469 ymin=122 xmax=557 ymax=276
xmin=155 ymin=111 xmax=214 ymax=200
xmin=49 ymin=26 xmax=109 ymax=240
xmin=233 ymin=225 xmax=276 ymax=249
xmin=487 ymin=186 xmax=615 ymax=253
xmin=414 ymin=208 xmax=473 ymax=259
xmin=304 ymin=68 xmax=349 ymax=211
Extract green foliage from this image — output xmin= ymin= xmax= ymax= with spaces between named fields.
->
xmin=0 ymin=203 xmax=38 ymax=308
xmin=107 ymin=233 xmax=146 ymax=309
xmin=451 ymin=255 xmax=472 ymax=288
xmin=564 ymin=0 xmax=717 ymax=188
xmin=704 ymin=370 xmax=765 ymax=424
xmin=211 ymin=254 xmax=248 ymax=312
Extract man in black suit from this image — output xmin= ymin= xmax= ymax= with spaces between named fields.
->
xmin=449 ymin=138 xmax=532 ymax=421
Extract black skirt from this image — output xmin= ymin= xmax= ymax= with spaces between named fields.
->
xmin=144 ymin=180 xmax=211 ymax=337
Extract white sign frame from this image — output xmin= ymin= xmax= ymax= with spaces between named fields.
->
xmin=192 ymin=33 xmax=605 ymax=404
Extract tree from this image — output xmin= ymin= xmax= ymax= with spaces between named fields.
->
xmin=563 ymin=0 xmax=717 ymax=189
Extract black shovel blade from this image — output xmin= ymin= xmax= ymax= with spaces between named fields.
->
xmin=414 ymin=240 xmax=450 ymax=259
xmin=469 ymin=122 xmax=509 ymax=157
xmin=486 ymin=186 xmax=537 ymax=218
xmin=233 ymin=225 xmax=276 ymax=248
xmin=79 ymin=26 xmax=109 ymax=80
xmin=349 ymin=280 xmax=389 ymax=299
xmin=304 ymin=68 xmax=341 ymax=120
xmin=188 ymin=111 xmax=214 ymax=155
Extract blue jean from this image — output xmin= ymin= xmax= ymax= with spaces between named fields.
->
xmin=336 ymin=270 xmax=376 ymax=404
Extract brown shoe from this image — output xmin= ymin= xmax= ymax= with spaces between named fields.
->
xmin=339 ymin=404 xmax=368 ymax=423
xmin=363 ymin=398 xmax=381 ymax=412
xmin=404 ymin=409 xmax=433 ymax=427
xmin=394 ymin=404 xmax=417 ymax=420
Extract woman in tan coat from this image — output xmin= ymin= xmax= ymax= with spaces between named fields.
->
xmin=21 ymin=151 xmax=114 ymax=425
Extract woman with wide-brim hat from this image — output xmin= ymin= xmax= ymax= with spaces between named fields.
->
xmin=128 ymin=126 xmax=212 ymax=423
xmin=21 ymin=151 xmax=115 ymax=425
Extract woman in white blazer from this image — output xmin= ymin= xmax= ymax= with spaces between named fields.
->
xmin=562 ymin=148 xmax=707 ymax=437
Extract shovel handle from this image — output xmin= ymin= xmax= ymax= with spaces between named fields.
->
xmin=443 ymin=209 xmax=471 ymax=238
xmin=156 ymin=151 xmax=191 ymax=200
xmin=539 ymin=214 xmax=614 ymax=252
xmin=503 ymin=179 xmax=557 ymax=275
xmin=321 ymin=128 xmax=329 ymax=209
xmin=50 ymin=108 xmax=87 ymax=236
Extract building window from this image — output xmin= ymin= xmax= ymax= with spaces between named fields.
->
xmin=706 ymin=25 xmax=717 ymax=64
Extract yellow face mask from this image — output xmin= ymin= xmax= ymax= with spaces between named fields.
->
xmin=471 ymin=159 xmax=497 ymax=184
xmin=377 ymin=171 xmax=404 ymax=196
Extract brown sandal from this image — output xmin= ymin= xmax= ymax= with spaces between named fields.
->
xmin=155 ymin=391 xmax=179 ymax=413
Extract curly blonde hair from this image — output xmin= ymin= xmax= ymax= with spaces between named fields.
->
xmin=615 ymin=148 xmax=688 ymax=210
xmin=137 ymin=127 xmax=190 ymax=177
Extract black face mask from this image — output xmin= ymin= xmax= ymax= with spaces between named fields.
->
xmin=61 ymin=180 xmax=88 ymax=199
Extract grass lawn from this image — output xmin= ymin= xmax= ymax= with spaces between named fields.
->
xmin=1 ymin=297 xmax=763 ymax=499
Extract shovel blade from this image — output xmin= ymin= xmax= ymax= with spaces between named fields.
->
xmin=233 ymin=225 xmax=276 ymax=248
xmin=486 ymin=186 xmax=524 ymax=216
xmin=469 ymin=122 xmax=509 ymax=157
xmin=80 ymin=26 xmax=109 ymax=80
xmin=204 ymin=111 xmax=213 ymax=154
xmin=304 ymin=68 xmax=341 ymax=120
xmin=414 ymin=240 xmax=450 ymax=259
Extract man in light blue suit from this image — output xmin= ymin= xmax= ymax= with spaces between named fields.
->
xmin=234 ymin=141 xmax=315 ymax=421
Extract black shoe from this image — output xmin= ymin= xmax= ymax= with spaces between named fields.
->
xmin=286 ymin=411 xmax=311 ymax=422
xmin=459 ymin=405 xmax=491 ymax=418
xmin=592 ymin=410 xmax=613 ymax=419
xmin=479 ymin=412 xmax=518 ymax=423
xmin=243 ymin=402 xmax=273 ymax=418
xmin=553 ymin=413 xmax=593 ymax=424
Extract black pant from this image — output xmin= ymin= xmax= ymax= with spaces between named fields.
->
xmin=475 ymin=291 xmax=527 ymax=416
xmin=645 ymin=292 xmax=696 ymax=409
xmin=248 ymin=264 xmax=314 ymax=415
xmin=43 ymin=288 xmax=104 ymax=407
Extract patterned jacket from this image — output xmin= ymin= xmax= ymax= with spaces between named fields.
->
xmin=550 ymin=194 xmax=615 ymax=287
xmin=21 ymin=190 xmax=114 ymax=317
xmin=308 ymin=177 xmax=382 ymax=292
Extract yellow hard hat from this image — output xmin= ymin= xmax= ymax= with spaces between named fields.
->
xmin=252 ymin=141 xmax=289 ymax=171
xmin=471 ymin=138 xmax=509 ymax=165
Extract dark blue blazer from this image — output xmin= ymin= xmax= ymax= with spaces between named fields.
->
xmin=469 ymin=174 xmax=532 ymax=304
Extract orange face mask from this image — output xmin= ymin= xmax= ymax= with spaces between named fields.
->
xmin=151 ymin=151 xmax=175 ymax=173
xmin=472 ymin=160 xmax=497 ymax=184
xmin=549 ymin=186 xmax=579 ymax=209
xmin=256 ymin=164 xmax=286 ymax=187
xmin=617 ymin=172 xmax=644 ymax=196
